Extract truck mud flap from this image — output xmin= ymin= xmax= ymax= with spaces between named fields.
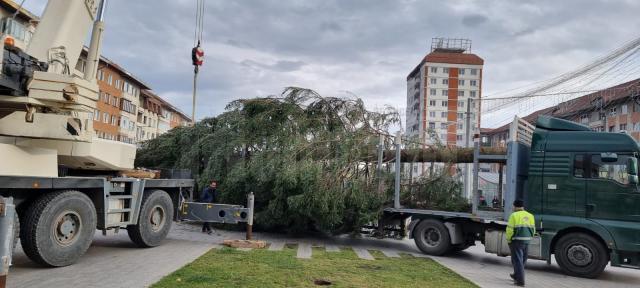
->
xmin=179 ymin=202 xmax=250 ymax=224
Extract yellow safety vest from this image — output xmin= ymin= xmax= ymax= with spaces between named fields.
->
xmin=506 ymin=210 xmax=536 ymax=243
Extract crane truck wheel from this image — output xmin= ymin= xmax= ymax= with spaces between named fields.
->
xmin=127 ymin=190 xmax=173 ymax=248
xmin=554 ymin=232 xmax=609 ymax=278
xmin=20 ymin=190 xmax=97 ymax=267
xmin=413 ymin=219 xmax=451 ymax=256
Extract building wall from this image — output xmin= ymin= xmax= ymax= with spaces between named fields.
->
xmin=0 ymin=1 xmax=37 ymax=50
xmin=93 ymin=66 xmax=123 ymax=140
xmin=422 ymin=62 xmax=482 ymax=147
xmin=118 ymin=79 xmax=141 ymax=144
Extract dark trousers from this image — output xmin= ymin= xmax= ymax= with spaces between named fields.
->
xmin=202 ymin=222 xmax=212 ymax=232
xmin=509 ymin=240 xmax=528 ymax=284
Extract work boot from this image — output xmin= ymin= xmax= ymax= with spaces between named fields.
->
xmin=514 ymin=282 xmax=525 ymax=287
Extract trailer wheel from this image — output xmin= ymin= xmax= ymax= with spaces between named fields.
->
xmin=554 ymin=232 xmax=609 ymax=278
xmin=20 ymin=190 xmax=97 ymax=267
xmin=413 ymin=219 xmax=451 ymax=256
xmin=127 ymin=190 xmax=173 ymax=247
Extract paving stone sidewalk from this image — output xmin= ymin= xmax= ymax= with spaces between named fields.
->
xmin=8 ymin=222 xmax=640 ymax=288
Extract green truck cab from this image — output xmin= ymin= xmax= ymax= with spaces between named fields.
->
xmin=527 ymin=116 xmax=640 ymax=277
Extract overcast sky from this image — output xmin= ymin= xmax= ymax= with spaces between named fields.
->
xmin=22 ymin=0 xmax=640 ymax=128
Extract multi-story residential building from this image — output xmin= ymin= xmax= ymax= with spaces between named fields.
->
xmin=484 ymin=78 xmax=640 ymax=147
xmin=3 ymin=0 xmax=190 ymax=145
xmin=75 ymin=50 xmax=150 ymax=143
xmin=405 ymin=38 xmax=484 ymax=197
xmin=406 ymin=38 xmax=484 ymax=147
xmin=136 ymin=90 xmax=190 ymax=143
xmin=0 ymin=0 xmax=37 ymax=50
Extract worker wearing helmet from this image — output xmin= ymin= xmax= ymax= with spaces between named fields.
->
xmin=506 ymin=199 xmax=536 ymax=287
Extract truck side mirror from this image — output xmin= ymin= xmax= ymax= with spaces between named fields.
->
xmin=628 ymin=157 xmax=638 ymax=185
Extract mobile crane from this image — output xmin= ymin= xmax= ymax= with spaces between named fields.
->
xmin=0 ymin=0 xmax=249 ymax=274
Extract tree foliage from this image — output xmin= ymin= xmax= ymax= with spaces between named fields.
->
xmin=136 ymin=87 xmax=467 ymax=234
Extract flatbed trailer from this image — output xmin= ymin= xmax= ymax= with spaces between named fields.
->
xmin=378 ymin=116 xmax=640 ymax=278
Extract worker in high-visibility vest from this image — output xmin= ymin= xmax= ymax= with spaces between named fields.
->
xmin=506 ymin=199 xmax=535 ymax=287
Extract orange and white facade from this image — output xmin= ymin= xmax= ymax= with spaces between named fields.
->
xmin=406 ymin=43 xmax=483 ymax=147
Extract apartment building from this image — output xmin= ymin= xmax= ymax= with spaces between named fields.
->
xmin=0 ymin=0 xmax=37 ymax=50
xmin=1 ymin=0 xmax=191 ymax=145
xmin=406 ymin=38 xmax=484 ymax=147
xmin=484 ymin=78 xmax=640 ymax=147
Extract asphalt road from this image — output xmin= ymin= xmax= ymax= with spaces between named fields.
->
xmin=7 ymin=223 xmax=640 ymax=288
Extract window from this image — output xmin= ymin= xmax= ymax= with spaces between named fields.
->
xmin=609 ymin=107 xmax=617 ymax=116
xmin=470 ymin=80 xmax=477 ymax=86
xmin=115 ymin=79 xmax=121 ymax=89
xmin=430 ymin=89 xmax=436 ymax=96
xmin=590 ymin=154 xmax=630 ymax=185
xmin=75 ymin=58 xmax=86 ymax=73
xmin=93 ymin=110 xmax=99 ymax=121
xmin=635 ymin=122 xmax=640 ymax=131
xmin=459 ymin=68 xmax=465 ymax=75
xmin=429 ymin=100 xmax=436 ymax=106
xmin=440 ymin=123 xmax=447 ymax=129
xmin=441 ymin=111 xmax=447 ymax=118
xmin=442 ymin=79 xmax=449 ymax=85
xmin=443 ymin=67 xmax=449 ymax=73
xmin=441 ymin=90 xmax=448 ymax=96
xmin=622 ymin=104 xmax=628 ymax=114
xmin=430 ymin=78 xmax=436 ymax=84
xmin=458 ymin=123 xmax=463 ymax=129
xmin=430 ymin=67 xmax=437 ymax=73
xmin=458 ymin=90 xmax=464 ymax=97
xmin=456 ymin=134 xmax=463 ymax=141
xmin=458 ymin=80 xmax=465 ymax=86
xmin=470 ymin=91 xmax=477 ymax=98
xmin=111 ymin=115 xmax=117 ymax=125
xmin=458 ymin=102 xmax=464 ymax=107
xmin=609 ymin=126 xmax=615 ymax=132
xmin=620 ymin=123 xmax=627 ymax=131
xmin=440 ymin=133 xmax=447 ymax=140
xmin=107 ymin=74 xmax=113 ymax=85
xmin=470 ymin=69 xmax=478 ymax=75
xmin=580 ymin=114 xmax=589 ymax=124
xmin=429 ymin=111 xmax=436 ymax=118
xmin=429 ymin=122 xmax=435 ymax=129
xmin=458 ymin=113 xmax=464 ymax=119
xmin=103 ymin=112 xmax=109 ymax=123
xmin=598 ymin=112 xmax=606 ymax=120
xmin=574 ymin=154 xmax=585 ymax=178
xmin=441 ymin=101 xmax=448 ymax=107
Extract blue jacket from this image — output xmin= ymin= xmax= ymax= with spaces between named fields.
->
xmin=200 ymin=186 xmax=217 ymax=203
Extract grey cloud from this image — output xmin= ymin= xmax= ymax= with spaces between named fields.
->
xmin=462 ymin=14 xmax=488 ymax=27
xmin=241 ymin=59 xmax=306 ymax=72
xmin=320 ymin=21 xmax=343 ymax=32
xmin=226 ymin=39 xmax=255 ymax=49
xmin=22 ymin=0 xmax=640 ymax=127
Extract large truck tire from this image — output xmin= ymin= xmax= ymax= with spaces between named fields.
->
xmin=413 ymin=219 xmax=451 ymax=256
xmin=127 ymin=190 xmax=173 ymax=248
xmin=554 ymin=232 xmax=609 ymax=278
xmin=20 ymin=190 xmax=97 ymax=267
